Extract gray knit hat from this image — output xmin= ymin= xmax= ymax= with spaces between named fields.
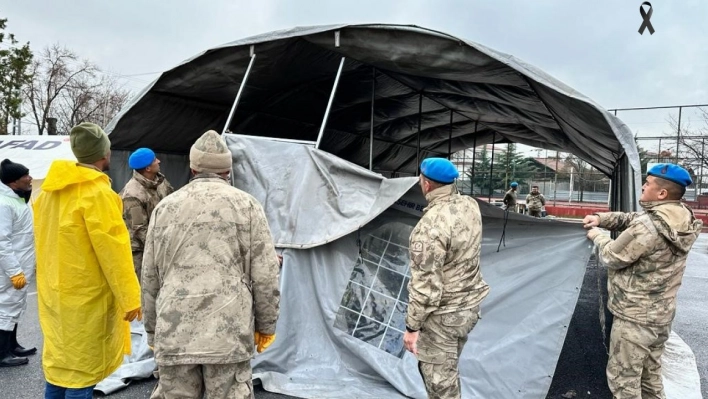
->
xmin=189 ymin=130 xmax=232 ymax=173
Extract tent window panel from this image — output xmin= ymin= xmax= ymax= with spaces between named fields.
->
xmin=389 ymin=301 xmax=407 ymax=332
xmin=399 ymin=277 xmax=410 ymax=303
xmin=351 ymin=259 xmax=377 ymax=287
xmin=353 ymin=315 xmax=386 ymax=348
xmin=370 ymin=267 xmax=404 ymax=298
xmin=341 ymin=281 xmax=366 ymax=313
xmin=381 ymin=243 xmax=408 ymax=274
xmin=335 ymin=221 xmax=414 ymax=359
xmin=334 ymin=307 xmax=359 ymax=335
xmin=363 ymin=291 xmax=397 ymax=324
xmin=361 ymin=236 xmax=386 ymax=264
xmin=381 ymin=327 xmax=406 ymax=358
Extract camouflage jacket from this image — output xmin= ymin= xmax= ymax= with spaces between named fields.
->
xmin=406 ymin=185 xmax=490 ymax=331
xmin=503 ymin=189 xmax=517 ymax=206
xmin=120 ymin=171 xmax=174 ymax=252
xmin=593 ymin=201 xmax=702 ymax=326
xmin=525 ymin=193 xmax=546 ymax=211
xmin=142 ymin=174 xmax=280 ymax=365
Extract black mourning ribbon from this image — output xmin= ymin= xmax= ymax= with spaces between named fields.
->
xmin=638 ymin=2 xmax=655 ymax=35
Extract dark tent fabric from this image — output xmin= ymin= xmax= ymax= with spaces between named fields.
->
xmin=105 ymin=24 xmax=640 ymax=211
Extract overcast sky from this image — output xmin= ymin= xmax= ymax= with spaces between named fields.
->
xmin=4 ymin=0 xmax=707 ymax=141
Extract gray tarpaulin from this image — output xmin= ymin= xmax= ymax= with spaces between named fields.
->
xmin=95 ymin=321 xmax=156 ymax=394
xmin=228 ymin=135 xmax=591 ymax=398
xmin=225 ymin=134 xmax=418 ymax=248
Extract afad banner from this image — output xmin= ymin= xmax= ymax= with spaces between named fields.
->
xmin=0 ymin=136 xmax=76 ymax=180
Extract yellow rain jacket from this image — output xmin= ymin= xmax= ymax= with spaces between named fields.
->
xmin=33 ymin=160 xmax=141 ymax=388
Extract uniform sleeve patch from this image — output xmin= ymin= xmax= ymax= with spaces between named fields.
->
xmin=411 ymin=241 xmax=424 ymax=252
xmin=610 ymin=230 xmax=636 ymax=253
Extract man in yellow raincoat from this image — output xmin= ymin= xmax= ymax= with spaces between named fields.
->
xmin=33 ymin=122 xmax=142 ymax=398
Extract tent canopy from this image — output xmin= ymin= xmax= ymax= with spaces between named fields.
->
xmin=106 ymin=24 xmax=639 ymax=180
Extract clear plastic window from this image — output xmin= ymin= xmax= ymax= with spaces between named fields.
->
xmin=335 ymin=222 xmax=413 ymax=358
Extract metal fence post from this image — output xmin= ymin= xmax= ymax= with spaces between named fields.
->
xmin=488 ymin=132 xmax=496 ymax=202
xmin=471 ymin=122 xmax=477 ymax=196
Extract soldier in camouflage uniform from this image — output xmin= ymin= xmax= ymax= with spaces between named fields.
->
xmin=503 ymin=181 xmax=518 ymax=212
xmin=525 ymin=185 xmax=546 ymax=217
xmin=120 ymin=148 xmax=173 ymax=280
xmin=584 ymin=163 xmax=702 ymax=399
xmin=142 ymin=130 xmax=280 ymax=399
xmin=403 ymin=157 xmax=490 ymax=399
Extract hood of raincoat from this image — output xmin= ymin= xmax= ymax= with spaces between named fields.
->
xmin=41 ymin=160 xmax=108 ymax=192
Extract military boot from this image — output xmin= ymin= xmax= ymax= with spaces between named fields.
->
xmin=10 ymin=324 xmax=36 ymax=356
xmin=0 ymin=329 xmax=29 ymax=367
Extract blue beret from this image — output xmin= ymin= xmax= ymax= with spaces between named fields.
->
xmin=128 ymin=148 xmax=156 ymax=170
xmin=647 ymin=163 xmax=692 ymax=187
xmin=420 ymin=157 xmax=459 ymax=184
xmin=510 ymin=182 xmax=518 ymax=187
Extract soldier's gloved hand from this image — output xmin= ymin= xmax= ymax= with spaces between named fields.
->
xmin=254 ymin=332 xmax=276 ymax=353
xmin=124 ymin=307 xmax=143 ymax=322
xmin=582 ymin=215 xmax=600 ymax=229
xmin=10 ymin=272 xmax=27 ymax=290
xmin=254 ymin=331 xmax=261 ymax=351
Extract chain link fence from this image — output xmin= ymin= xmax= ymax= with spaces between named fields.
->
xmin=612 ymin=104 xmax=708 ymax=208
xmin=446 ymin=104 xmax=708 ymax=209
xmin=451 ymin=147 xmax=610 ymax=204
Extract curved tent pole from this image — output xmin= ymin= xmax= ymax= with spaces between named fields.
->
xmin=676 ymin=106 xmax=682 ymax=164
xmin=369 ymin=68 xmax=376 ymax=170
xmin=222 ymin=46 xmax=256 ymax=135
xmin=316 ymin=57 xmax=346 ymax=150
xmin=416 ymin=92 xmax=422 ymax=175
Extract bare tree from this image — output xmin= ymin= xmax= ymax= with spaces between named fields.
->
xmin=564 ymin=154 xmax=607 ymax=202
xmin=667 ymin=108 xmax=708 ymax=173
xmin=55 ymin=74 xmax=129 ymax=132
xmin=24 ymin=44 xmax=97 ymax=134
xmin=23 ymin=44 xmax=129 ymax=135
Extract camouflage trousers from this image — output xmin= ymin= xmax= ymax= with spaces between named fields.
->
xmin=528 ymin=209 xmax=542 ymax=218
xmin=607 ymin=317 xmax=671 ymax=399
xmin=133 ymin=251 xmax=143 ymax=282
xmin=150 ymin=361 xmax=253 ymax=399
xmin=417 ymin=307 xmax=480 ymax=399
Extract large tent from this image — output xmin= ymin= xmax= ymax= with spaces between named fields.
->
xmin=105 ymin=24 xmax=640 ymax=211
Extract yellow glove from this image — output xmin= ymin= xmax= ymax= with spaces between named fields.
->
xmin=10 ymin=272 xmax=26 ymax=290
xmin=124 ymin=307 xmax=143 ymax=322
xmin=254 ymin=332 xmax=276 ymax=353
